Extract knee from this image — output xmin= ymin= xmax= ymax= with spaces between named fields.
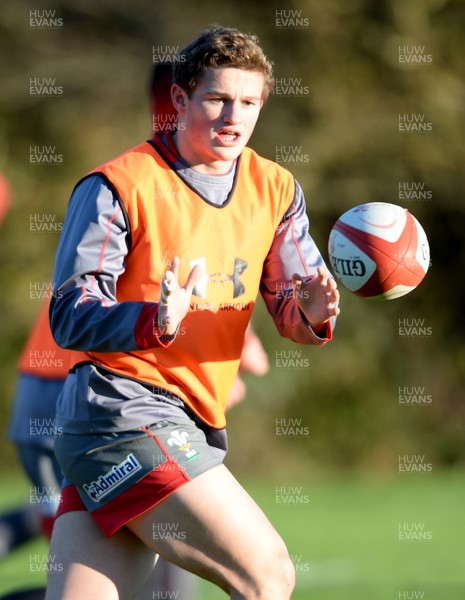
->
xmin=266 ymin=549 xmax=295 ymax=598
xmin=238 ymin=541 xmax=296 ymax=599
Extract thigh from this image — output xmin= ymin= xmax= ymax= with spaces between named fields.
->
xmin=126 ymin=464 xmax=290 ymax=596
xmin=45 ymin=511 xmax=156 ymax=600
xmin=54 ymin=417 xmax=226 ymax=536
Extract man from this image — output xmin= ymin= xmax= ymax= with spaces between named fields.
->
xmin=46 ymin=25 xmax=339 ymax=599
xmin=1 ymin=58 xmax=268 ymax=600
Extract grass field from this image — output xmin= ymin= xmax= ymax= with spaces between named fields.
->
xmin=0 ymin=470 xmax=464 ymax=599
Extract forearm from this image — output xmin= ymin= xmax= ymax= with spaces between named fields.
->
xmin=261 ymin=182 xmax=335 ymax=344
xmin=50 ymin=287 xmax=150 ymax=352
xmin=261 ymin=284 xmax=332 ymax=345
xmin=51 ymin=175 xmax=172 ymax=352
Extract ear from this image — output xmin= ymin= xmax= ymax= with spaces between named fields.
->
xmin=171 ymin=83 xmax=189 ymax=115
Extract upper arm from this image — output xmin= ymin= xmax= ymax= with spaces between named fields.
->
xmin=53 ymin=175 xmax=129 ymax=300
xmin=261 ymin=180 xmax=328 ymax=291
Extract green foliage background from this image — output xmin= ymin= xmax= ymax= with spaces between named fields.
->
xmin=0 ymin=0 xmax=464 ymax=477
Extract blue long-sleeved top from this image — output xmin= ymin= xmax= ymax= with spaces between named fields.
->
xmin=51 ymin=177 xmax=333 ymax=350
xmin=50 ymin=146 xmax=335 ymax=433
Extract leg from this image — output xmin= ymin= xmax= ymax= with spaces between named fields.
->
xmin=45 ymin=511 xmax=156 ymax=600
xmin=17 ymin=443 xmax=62 ymax=538
xmin=0 ymin=444 xmax=61 ymax=558
xmin=126 ymin=465 xmax=295 ymax=599
xmin=0 ymin=505 xmax=42 ymax=558
xmin=136 ymin=557 xmax=198 ymax=600
xmin=47 ymin=416 xmax=292 ymax=598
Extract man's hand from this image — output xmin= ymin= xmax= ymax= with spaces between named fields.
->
xmin=158 ymin=256 xmax=203 ymax=336
xmin=292 ymin=266 xmax=340 ymax=329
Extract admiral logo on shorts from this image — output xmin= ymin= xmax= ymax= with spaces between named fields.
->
xmin=83 ymin=453 xmax=142 ymax=502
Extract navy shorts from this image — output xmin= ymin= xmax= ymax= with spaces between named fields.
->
xmin=55 ymin=404 xmax=227 ymax=536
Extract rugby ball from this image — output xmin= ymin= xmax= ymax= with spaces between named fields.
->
xmin=328 ymin=202 xmax=430 ymax=299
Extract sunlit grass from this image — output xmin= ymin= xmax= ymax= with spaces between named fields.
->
xmin=1 ymin=470 xmax=464 ymax=599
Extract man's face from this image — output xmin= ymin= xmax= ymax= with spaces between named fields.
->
xmin=172 ymin=67 xmax=265 ymax=174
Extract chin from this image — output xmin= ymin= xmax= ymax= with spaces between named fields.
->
xmin=214 ymin=145 xmax=244 ymax=162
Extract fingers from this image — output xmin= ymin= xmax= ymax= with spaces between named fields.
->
xmin=292 ymin=268 xmax=341 ymax=322
xmin=325 ymin=275 xmax=340 ymax=314
xmin=160 ymin=270 xmax=175 ymax=306
xmin=316 ymin=266 xmax=329 ymax=286
xmin=160 ymin=257 xmax=180 ymax=307
xmin=162 ymin=257 xmax=203 ymax=296
xmin=160 ymin=257 xmax=203 ymax=312
xmin=293 ymin=267 xmax=334 ymax=291
xmin=184 ymin=263 xmax=204 ymax=295
xmin=169 ymin=256 xmax=180 ymax=279
xmin=327 ymin=283 xmax=341 ymax=317
xmin=327 ymin=275 xmax=338 ymax=290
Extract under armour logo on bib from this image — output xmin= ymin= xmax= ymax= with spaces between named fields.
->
xmin=189 ymin=257 xmax=248 ymax=298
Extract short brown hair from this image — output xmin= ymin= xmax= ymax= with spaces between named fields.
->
xmin=174 ymin=25 xmax=274 ymax=100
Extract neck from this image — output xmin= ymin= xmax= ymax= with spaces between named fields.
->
xmin=172 ymin=131 xmax=234 ymax=176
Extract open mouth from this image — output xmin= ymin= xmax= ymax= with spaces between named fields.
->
xmin=217 ymin=129 xmax=241 ymax=145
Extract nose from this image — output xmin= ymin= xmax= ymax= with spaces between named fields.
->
xmin=222 ymin=99 xmax=242 ymax=125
